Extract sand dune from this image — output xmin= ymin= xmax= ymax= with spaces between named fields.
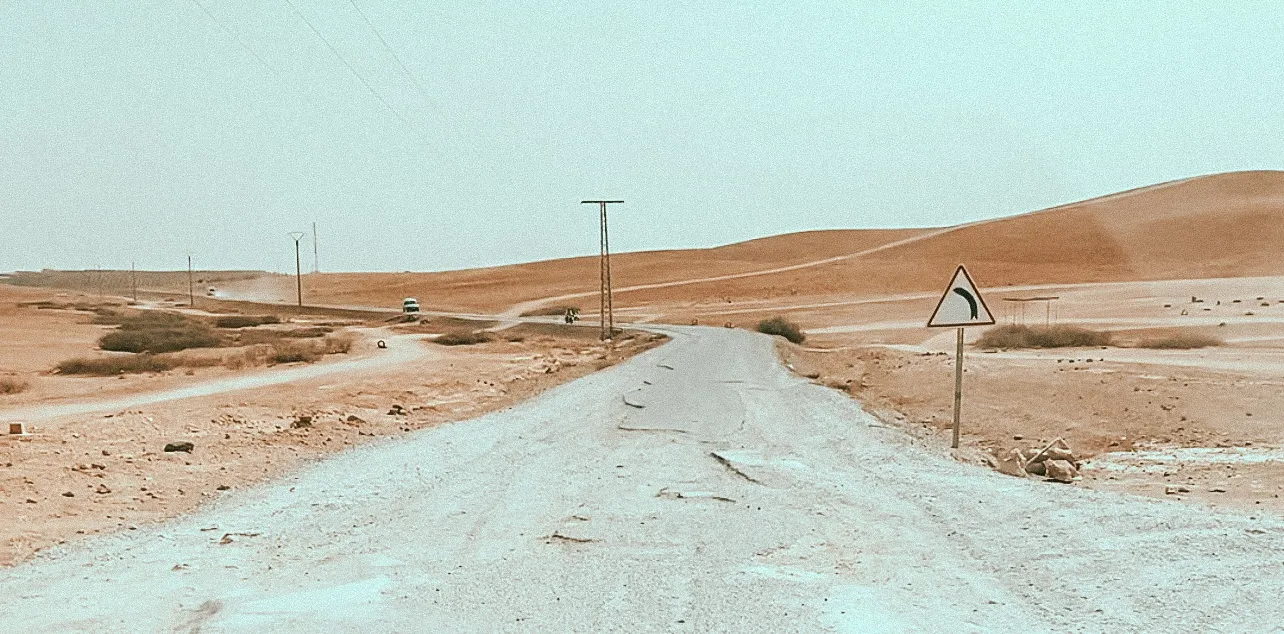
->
xmin=282 ymin=170 xmax=1284 ymax=313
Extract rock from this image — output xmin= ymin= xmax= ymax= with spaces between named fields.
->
xmin=62 ymin=491 xmax=74 ymax=497
xmin=1043 ymin=447 xmax=1077 ymax=463
xmin=387 ymin=405 xmax=406 ymax=416
xmin=163 ymin=441 xmax=194 ymax=453
xmin=96 ymin=484 xmax=111 ymax=494
xmin=346 ymin=415 xmax=364 ymax=423
xmin=291 ymin=415 xmax=312 ymax=429
xmin=1044 ymin=459 xmax=1078 ymax=483
xmin=1025 ymin=460 xmax=1047 ymax=476
xmin=995 ymin=448 xmax=1027 ymax=477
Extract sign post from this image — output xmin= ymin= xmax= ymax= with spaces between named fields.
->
xmin=927 ymin=265 xmax=995 ymax=448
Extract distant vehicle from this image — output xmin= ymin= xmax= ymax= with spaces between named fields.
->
xmin=402 ymin=298 xmax=420 ymax=313
xmin=206 ymin=287 xmax=216 ymax=297
xmin=564 ymin=307 xmax=579 ymax=324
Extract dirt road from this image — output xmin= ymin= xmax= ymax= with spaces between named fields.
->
xmin=0 ymin=330 xmax=434 ymax=429
xmin=3 ymin=327 xmax=1283 ymax=632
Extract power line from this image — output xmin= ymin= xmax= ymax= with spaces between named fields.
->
xmin=188 ymin=0 xmax=282 ymax=78
xmin=281 ymin=0 xmax=426 ymax=141
xmin=345 ymin=0 xmax=440 ymax=110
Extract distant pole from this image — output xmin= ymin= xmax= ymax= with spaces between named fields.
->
xmin=952 ymin=327 xmax=964 ymax=449
xmin=581 ymin=200 xmax=623 ymax=340
xmin=187 ymin=255 xmax=194 ymax=307
xmin=312 ymin=222 xmax=319 ymax=274
xmin=131 ymin=262 xmax=137 ymax=303
xmin=289 ymin=232 xmax=306 ymax=309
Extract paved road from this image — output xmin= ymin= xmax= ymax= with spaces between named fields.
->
xmin=3 ymin=327 xmax=1283 ymax=632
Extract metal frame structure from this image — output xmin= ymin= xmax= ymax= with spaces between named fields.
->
xmin=581 ymin=200 xmax=623 ymax=340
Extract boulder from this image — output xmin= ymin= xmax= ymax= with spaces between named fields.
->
xmin=1044 ymin=459 xmax=1078 ymax=483
xmin=163 ymin=441 xmax=194 ymax=453
xmin=995 ymin=448 xmax=1027 ymax=477
xmin=1024 ymin=460 xmax=1046 ymax=476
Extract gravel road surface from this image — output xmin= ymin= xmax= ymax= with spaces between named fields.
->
xmin=3 ymin=327 xmax=1283 ymax=632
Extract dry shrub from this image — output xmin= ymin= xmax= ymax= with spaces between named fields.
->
xmin=0 ymin=376 xmax=29 ymax=394
xmin=1136 ymin=333 xmax=1222 ymax=349
xmin=435 ymin=331 xmax=492 ymax=346
xmin=215 ymin=315 xmax=280 ymax=328
xmin=269 ymin=340 xmax=321 ymax=364
xmin=976 ymin=324 xmax=1112 ymax=349
xmin=98 ymin=311 xmax=221 ymax=353
xmin=757 ymin=317 xmax=806 ymax=344
xmin=324 ymin=333 xmax=356 ymax=354
xmin=57 ymin=354 xmax=176 ymax=375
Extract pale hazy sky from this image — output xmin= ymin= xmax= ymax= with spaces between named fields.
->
xmin=3 ymin=2 xmax=1281 ymax=273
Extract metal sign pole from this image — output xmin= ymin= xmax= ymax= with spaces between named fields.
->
xmin=952 ymin=326 xmax=964 ymax=449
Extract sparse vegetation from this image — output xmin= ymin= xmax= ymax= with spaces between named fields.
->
xmin=976 ymin=324 xmax=1112 ymax=349
xmin=0 ymin=376 xmax=29 ymax=394
xmin=323 ymin=333 xmax=356 ymax=354
xmin=268 ymin=340 xmax=321 ymax=364
xmin=214 ymin=315 xmax=280 ymax=328
xmin=1135 ymin=333 xmax=1222 ymax=349
xmin=435 ymin=331 xmax=492 ymax=346
xmin=56 ymin=354 xmax=177 ymax=375
xmin=97 ymin=311 xmax=221 ymax=353
xmin=757 ymin=317 xmax=806 ymax=344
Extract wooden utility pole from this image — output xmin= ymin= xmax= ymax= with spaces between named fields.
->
xmin=187 ymin=255 xmax=194 ymax=307
xmin=581 ymin=200 xmax=623 ymax=340
xmin=131 ymin=262 xmax=137 ymax=302
xmin=312 ymin=221 xmax=319 ymax=274
xmin=289 ymin=232 xmax=306 ymax=309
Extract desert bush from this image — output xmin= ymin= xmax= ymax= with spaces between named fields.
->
xmin=98 ymin=311 xmax=221 ymax=353
xmin=976 ymin=324 xmax=1112 ymax=349
xmin=435 ymin=331 xmax=492 ymax=346
xmin=323 ymin=333 xmax=356 ymax=354
xmin=57 ymin=354 xmax=176 ymax=375
xmin=269 ymin=340 xmax=321 ymax=364
xmin=214 ymin=315 xmax=280 ymax=328
xmin=1136 ymin=333 xmax=1222 ymax=349
xmin=0 ymin=376 xmax=29 ymax=394
xmin=757 ymin=317 xmax=806 ymax=344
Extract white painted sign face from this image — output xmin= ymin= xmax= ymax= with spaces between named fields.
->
xmin=927 ymin=265 xmax=995 ymax=328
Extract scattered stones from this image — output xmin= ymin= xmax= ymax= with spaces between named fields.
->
xmin=291 ymin=415 xmax=313 ymax=429
xmin=1165 ymin=486 xmax=1190 ymax=495
xmin=163 ymin=441 xmax=194 ymax=453
xmin=387 ymin=405 xmax=407 ymax=416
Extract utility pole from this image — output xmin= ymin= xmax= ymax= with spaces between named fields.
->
xmin=580 ymin=200 xmax=623 ymax=340
xmin=187 ymin=255 xmax=194 ymax=307
xmin=131 ymin=262 xmax=137 ymax=303
xmin=312 ymin=222 xmax=319 ymax=274
xmin=289 ymin=232 xmax=306 ymax=309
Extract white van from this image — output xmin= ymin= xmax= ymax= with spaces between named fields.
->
xmin=402 ymin=298 xmax=420 ymax=313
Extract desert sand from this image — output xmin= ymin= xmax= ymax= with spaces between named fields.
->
xmin=7 ymin=171 xmax=1284 ymax=577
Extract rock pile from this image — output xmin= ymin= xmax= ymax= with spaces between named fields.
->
xmin=998 ymin=438 xmax=1081 ymax=483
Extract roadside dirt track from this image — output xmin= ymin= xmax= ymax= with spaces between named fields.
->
xmin=3 ymin=327 xmax=1283 ymax=632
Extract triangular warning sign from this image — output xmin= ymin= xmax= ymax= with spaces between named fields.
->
xmin=927 ymin=265 xmax=995 ymax=328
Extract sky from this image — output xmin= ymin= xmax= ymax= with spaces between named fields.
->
xmin=2 ymin=1 xmax=1282 ymax=273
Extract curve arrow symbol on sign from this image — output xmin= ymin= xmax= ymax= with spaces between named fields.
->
xmin=953 ymin=287 xmax=979 ymax=320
